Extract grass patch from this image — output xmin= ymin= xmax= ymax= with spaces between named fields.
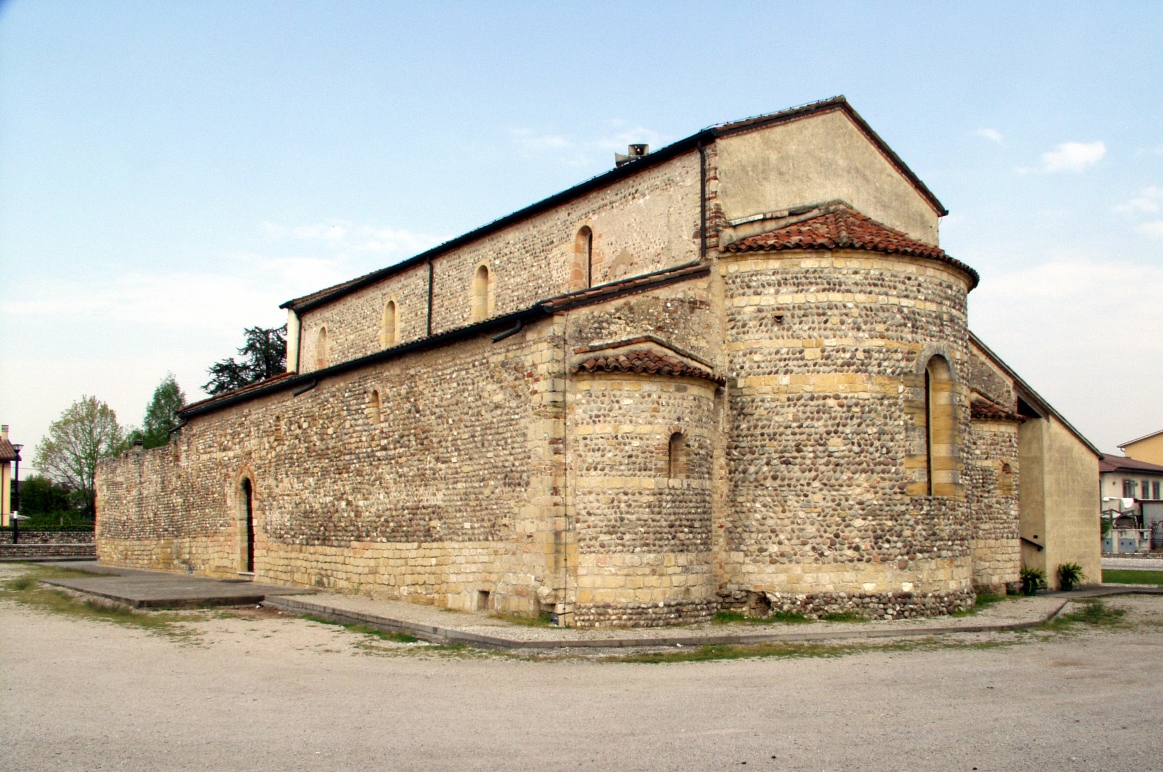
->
xmin=606 ymin=636 xmax=1018 ymax=664
xmin=1102 ymin=568 xmax=1163 ymax=586
xmin=1043 ymin=600 xmax=1127 ymax=632
xmin=1 ymin=565 xmax=199 ymax=641
xmin=491 ymin=611 xmax=555 ymax=627
xmin=713 ymin=610 xmax=814 ymax=625
xmin=300 ymin=614 xmax=419 ymax=643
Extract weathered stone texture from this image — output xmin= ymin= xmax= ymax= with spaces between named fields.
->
xmin=965 ymin=420 xmax=1021 ymax=590
xmin=718 ymin=250 xmax=975 ymax=612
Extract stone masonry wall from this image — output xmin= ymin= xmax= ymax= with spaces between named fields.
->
xmin=718 ymin=248 xmax=976 ymax=617
xmin=569 ymin=373 xmax=719 ymax=627
xmin=99 ymin=317 xmax=568 ymax=615
xmin=297 ymin=151 xmax=702 ymax=374
xmin=965 ymin=419 xmax=1021 ymax=591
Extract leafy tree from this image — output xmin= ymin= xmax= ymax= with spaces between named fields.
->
xmin=14 ymin=475 xmax=76 ymax=517
xmin=32 ymin=396 xmax=126 ymax=517
xmin=136 ymin=373 xmax=186 ymax=449
xmin=204 ymin=325 xmax=287 ymax=396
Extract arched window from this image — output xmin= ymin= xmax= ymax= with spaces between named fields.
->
xmin=570 ymin=226 xmax=594 ymax=291
xmin=381 ymin=299 xmax=397 ymax=348
xmin=925 ymin=356 xmax=957 ymax=496
xmin=369 ymin=389 xmax=382 ymax=425
xmin=471 ymin=264 xmax=491 ymax=322
xmin=668 ymin=432 xmax=688 ymax=479
xmin=238 ymin=477 xmax=255 ymax=573
xmin=315 ymin=326 xmax=328 ymax=370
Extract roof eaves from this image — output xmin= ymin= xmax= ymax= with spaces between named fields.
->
xmin=281 ymin=131 xmax=716 ymax=314
xmin=1118 ymin=429 xmax=1163 ymax=449
xmin=968 ymin=331 xmax=1102 ymax=457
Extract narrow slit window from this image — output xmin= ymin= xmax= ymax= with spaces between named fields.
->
xmin=925 ymin=356 xmax=957 ymax=496
xmin=315 ymin=326 xmax=328 ymax=370
xmin=382 ymin=300 xmax=397 ymax=348
xmin=668 ymin=432 xmax=688 ymax=479
xmin=369 ymin=390 xmax=382 ymax=425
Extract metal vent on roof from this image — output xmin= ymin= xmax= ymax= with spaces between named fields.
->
xmin=614 ymin=143 xmax=650 ymax=167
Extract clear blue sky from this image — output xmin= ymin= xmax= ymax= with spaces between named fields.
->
xmin=2 ymin=1 xmax=1161 ymax=470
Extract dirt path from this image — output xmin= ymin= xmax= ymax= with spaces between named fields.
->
xmin=2 ymin=565 xmax=1162 ymax=771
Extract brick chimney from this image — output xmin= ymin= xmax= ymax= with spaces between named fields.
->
xmin=1 ymin=425 xmax=7 ymax=441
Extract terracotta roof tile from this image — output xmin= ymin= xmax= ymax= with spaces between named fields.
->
xmin=1099 ymin=455 xmax=1163 ymax=474
xmin=573 ymin=349 xmax=724 ymax=385
xmin=0 ymin=439 xmax=19 ymax=462
xmin=970 ymin=398 xmax=1023 ymax=422
xmin=724 ymin=204 xmax=979 ymax=289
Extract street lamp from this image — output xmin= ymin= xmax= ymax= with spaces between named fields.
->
xmin=9 ymin=444 xmax=22 ymax=543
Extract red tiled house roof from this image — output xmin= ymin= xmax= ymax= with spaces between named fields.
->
xmin=573 ymin=349 xmax=725 ymax=385
xmin=724 ymin=203 xmax=979 ymax=289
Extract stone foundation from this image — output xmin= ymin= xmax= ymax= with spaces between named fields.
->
xmin=723 ymin=587 xmax=975 ymax=620
xmin=574 ymin=597 xmax=719 ymax=628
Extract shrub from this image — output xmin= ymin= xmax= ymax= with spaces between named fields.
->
xmin=1020 ymin=566 xmax=1046 ymax=596
xmin=1057 ymin=562 xmax=1086 ymax=591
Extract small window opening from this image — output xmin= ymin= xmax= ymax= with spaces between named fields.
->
xmin=315 ymin=326 xmax=329 ymax=370
xmin=471 ymin=264 xmax=491 ymax=322
xmin=382 ymin=299 xmax=397 ymax=348
xmin=571 ymin=226 xmax=594 ymax=290
xmin=668 ymin=432 xmax=688 ymax=479
xmin=476 ymin=589 xmax=491 ymax=611
xmin=239 ymin=477 xmax=255 ymax=573
xmin=369 ymin=390 xmax=382 ymax=425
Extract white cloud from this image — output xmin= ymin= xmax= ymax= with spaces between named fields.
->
xmin=969 ymin=257 xmax=1163 ymax=452
xmin=262 ymin=221 xmax=444 ymax=257
xmin=975 ymin=128 xmax=1004 ymax=144
xmin=508 ymin=124 xmax=671 ymax=168
xmin=1115 ymin=185 xmax=1163 ymax=214
xmin=1041 ymin=141 xmax=1106 ymax=172
xmin=1136 ymin=220 xmax=1163 ymax=238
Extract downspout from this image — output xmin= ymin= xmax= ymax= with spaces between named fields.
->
xmin=698 ymin=141 xmax=707 ymax=260
xmin=427 ymin=257 xmax=434 ymax=337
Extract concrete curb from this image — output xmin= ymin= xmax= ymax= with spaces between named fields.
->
xmin=262 ymin=595 xmax=1078 ymax=652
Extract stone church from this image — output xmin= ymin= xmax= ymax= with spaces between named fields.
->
xmin=96 ymin=97 xmax=1101 ymax=627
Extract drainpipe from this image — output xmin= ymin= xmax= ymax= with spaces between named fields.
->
xmin=427 ymin=257 xmax=434 ymax=337
xmin=698 ymin=142 xmax=707 ymax=260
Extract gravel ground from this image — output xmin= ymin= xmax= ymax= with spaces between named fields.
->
xmin=2 ymin=564 xmax=1162 ymax=771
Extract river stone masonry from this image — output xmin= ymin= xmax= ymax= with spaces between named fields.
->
xmin=97 ymin=98 xmax=1096 ymax=626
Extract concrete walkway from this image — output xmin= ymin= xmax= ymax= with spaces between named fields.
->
xmin=33 ymin=561 xmax=1163 ymax=650
xmin=37 ymin=561 xmax=310 ymax=609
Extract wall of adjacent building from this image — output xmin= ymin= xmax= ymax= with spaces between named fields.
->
xmin=1019 ymin=415 xmax=1101 ymax=589
xmin=1121 ymin=433 xmax=1163 ymax=467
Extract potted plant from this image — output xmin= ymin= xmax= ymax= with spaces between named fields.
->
xmin=1020 ymin=566 xmax=1046 ymax=596
xmin=1057 ymin=562 xmax=1086 ymax=591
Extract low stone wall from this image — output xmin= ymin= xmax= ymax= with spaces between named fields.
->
xmin=574 ymin=597 xmax=719 ymax=628
xmin=0 ymin=543 xmax=96 ymax=559
xmin=0 ymin=530 xmax=95 ymax=545
xmin=723 ymin=587 xmax=975 ymax=621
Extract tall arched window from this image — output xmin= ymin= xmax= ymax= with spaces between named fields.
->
xmin=315 ymin=326 xmax=329 ymax=370
xmin=369 ymin=389 xmax=382 ymax=425
xmin=238 ymin=477 xmax=255 ymax=573
xmin=471 ymin=264 xmax=491 ymax=322
xmin=381 ymin=299 xmax=397 ymax=348
xmin=925 ymin=356 xmax=957 ymax=496
xmin=668 ymin=432 xmax=688 ymax=479
xmin=570 ymin=226 xmax=594 ymax=291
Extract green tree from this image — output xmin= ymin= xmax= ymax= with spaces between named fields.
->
xmin=138 ymin=373 xmax=186 ymax=448
xmin=204 ymin=325 xmax=287 ymax=396
xmin=32 ymin=396 xmax=126 ymax=517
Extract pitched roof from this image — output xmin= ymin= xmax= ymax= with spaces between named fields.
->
xmin=0 ymin=439 xmax=19 ymax=462
xmin=723 ymin=203 xmax=979 ymax=289
xmin=970 ymin=396 xmax=1023 ymax=422
xmin=573 ymin=349 xmax=724 ymax=385
xmin=281 ymin=97 xmax=946 ymax=315
xmin=1118 ymin=429 xmax=1163 ymax=449
xmin=1100 ymin=455 xmax=1163 ymax=475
